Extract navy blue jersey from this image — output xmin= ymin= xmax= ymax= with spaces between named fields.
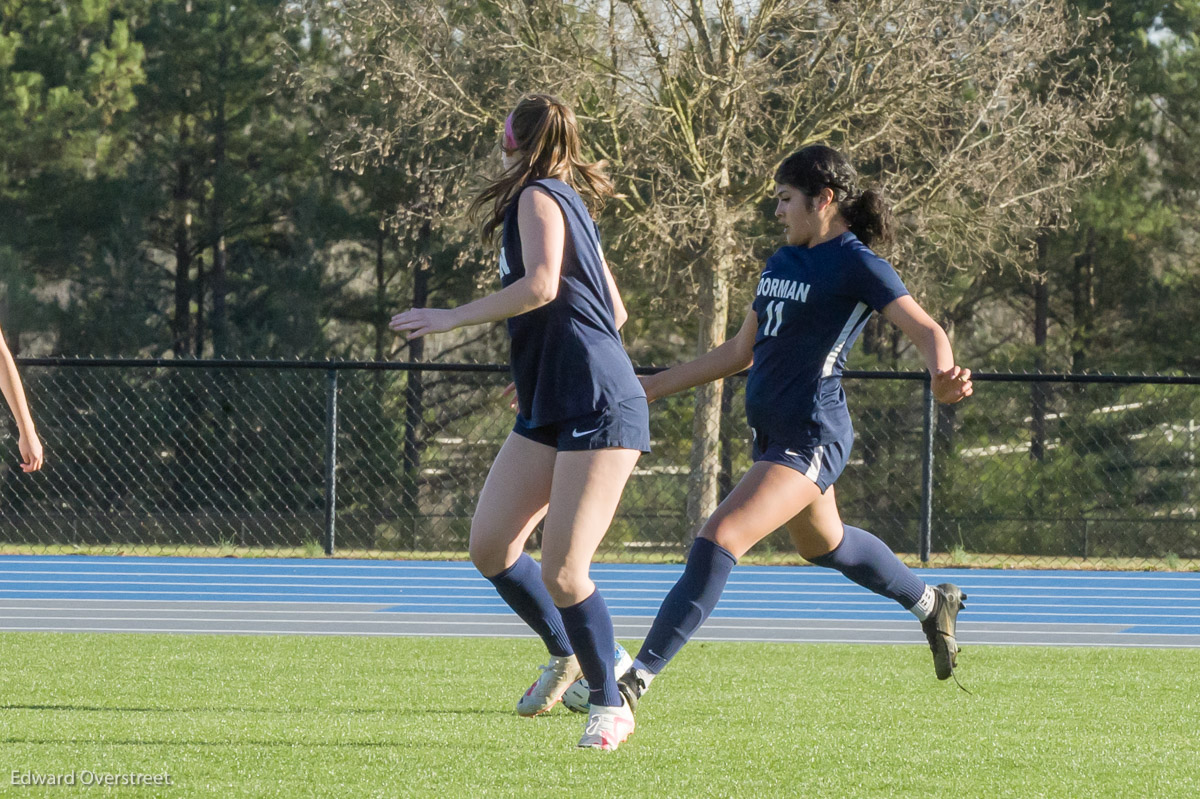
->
xmin=745 ymin=232 xmax=909 ymax=446
xmin=500 ymin=179 xmax=644 ymax=426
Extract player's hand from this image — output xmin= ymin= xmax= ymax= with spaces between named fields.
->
xmin=500 ymin=382 xmax=518 ymax=410
xmin=932 ymin=366 xmax=973 ymax=404
xmin=388 ymin=308 xmax=460 ymax=340
xmin=18 ymin=431 xmax=44 ymax=472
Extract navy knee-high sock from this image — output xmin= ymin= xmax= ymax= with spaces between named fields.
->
xmin=485 ymin=554 xmax=573 ymax=657
xmin=809 ymin=525 xmax=928 ymax=610
xmin=558 ymin=590 xmax=621 ymax=707
xmin=635 ymin=537 xmax=737 ymax=675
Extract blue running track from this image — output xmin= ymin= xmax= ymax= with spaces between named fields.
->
xmin=1 ymin=556 xmax=1198 ymax=648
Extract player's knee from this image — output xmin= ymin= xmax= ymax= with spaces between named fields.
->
xmin=468 ymin=548 xmax=496 ymax=576
xmin=540 ymin=564 xmax=587 ymax=606
xmin=699 ymin=516 xmax=746 ymax=557
xmin=468 ymin=530 xmax=508 ymax=577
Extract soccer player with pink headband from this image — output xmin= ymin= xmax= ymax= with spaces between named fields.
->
xmin=391 ymin=94 xmax=646 ymax=750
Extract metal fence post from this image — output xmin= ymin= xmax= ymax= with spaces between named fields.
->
xmin=920 ymin=379 xmax=934 ymax=563
xmin=323 ymin=368 xmax=338 ymax=556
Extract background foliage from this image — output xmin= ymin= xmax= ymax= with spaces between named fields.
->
xmin=2 ymin=1 xmax=1198 ymax=560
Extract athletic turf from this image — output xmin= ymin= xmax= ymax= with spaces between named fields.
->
xmin=0 ymin=634 xmax=1196 ymax=797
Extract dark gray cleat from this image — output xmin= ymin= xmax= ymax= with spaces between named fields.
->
xmin=922 ymin=583 xmax=967 ymax=680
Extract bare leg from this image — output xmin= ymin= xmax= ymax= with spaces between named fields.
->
xmin=633 ymin=462 xmax=821 ymax=676
xmin=469 ymin=432 xmax=576 ymax=666
xmin=469 ymin=432 xmax=555 ymax=577
xmin=784 ymin=484 xmax=845 ymax=560
xmin=698 ymin=461 xmax=823 ymax=556
xmin=539 ymin=448 xmax=642 ymax=605
xmin=539 ymin=447 xmax=641 ymax=709
xmin=787 ymin=485 xmax=933 ymax=616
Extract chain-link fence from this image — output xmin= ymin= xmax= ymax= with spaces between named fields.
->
xmin=3 ymin=359 xmax=1199 ymax=569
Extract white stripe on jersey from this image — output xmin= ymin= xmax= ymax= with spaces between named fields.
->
xmin=805 ymin=445 xmax=825 ymax=482
xmin=821 ymin=302 xmax=869 ymax=377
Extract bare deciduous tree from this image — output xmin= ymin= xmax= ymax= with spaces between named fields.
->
xmin=559 ymin=0 xmax=1118 ymax=523
xmin=301 ymin=0 xmax=1121 ymax=527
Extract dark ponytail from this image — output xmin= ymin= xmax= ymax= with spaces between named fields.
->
xmin=841 ymin=189 xmax=894 ymax=249
xmin=775 ymin=145 xmax=894 ymax=248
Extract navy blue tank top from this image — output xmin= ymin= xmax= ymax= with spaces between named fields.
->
xmin=499 ymin=179 xmax=644 ymax=426
xmin=746 ymin=232 xmax=909 ymax=446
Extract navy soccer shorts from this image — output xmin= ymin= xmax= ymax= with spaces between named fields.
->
xmin=751 ymin=428 xmax=851 ymax=493
xmin=513 ymin=397 xmax=651 ymax=453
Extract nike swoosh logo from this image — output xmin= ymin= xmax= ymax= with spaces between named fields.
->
xmin=572 ymin=426 xmax=603 ymax=438
xmin=785 ymin=449 xmax=801 ymax=457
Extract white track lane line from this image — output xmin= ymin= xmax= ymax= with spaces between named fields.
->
xmin=0 ymin=626 xmax=1196 ymax=647
xmin=3 ymin=559 xmax=1197 ymax=584
xmin=4 ymin=570 xmax=1199 ymax=594
xmin=0 ymin=615 xmax=533 ymax=626
xmin=2 ymin=612 xmax=1197 ymax=633
xmin=3 ymin=589 xmax=1199 ymax=620
xmin=5 ymin=580 xmax=1200 ymax=609
xmin=8 ymin=616 xmax=1193 ymax=637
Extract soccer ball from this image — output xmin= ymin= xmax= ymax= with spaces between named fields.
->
xmin=561 ymin=642 xmax=633 ymax=713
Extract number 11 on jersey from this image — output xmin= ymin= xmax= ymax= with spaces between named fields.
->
xmin=763 ymin=300 xmax=785 ymax=336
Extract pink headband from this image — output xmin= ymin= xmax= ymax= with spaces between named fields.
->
xmin=503 ymin=113 xmax=518 ymax=151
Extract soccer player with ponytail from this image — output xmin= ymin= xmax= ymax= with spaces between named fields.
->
xmin=390 ymin=94 xmax=646 ymax=750
xmin=605 ymin=145 xmax=974 ymax=713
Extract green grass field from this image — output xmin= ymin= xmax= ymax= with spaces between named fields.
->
xmin=1 ymin=634 xmax=1197 ymax=798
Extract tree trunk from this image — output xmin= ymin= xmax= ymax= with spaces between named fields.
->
xmin=861 ymin=314 xmax=886 ymax=361
xmin=401 ymin=221 xmax=430 ymax=548
xmin=686 ymin=202 xmax=733 ymax=530
xmin=718 ymin=376 xmax=735 ymax=502
xmin=1031 ymin=235 xmax=1050 ymax=463
xmin=171 ymin=116 xmax=192 ymax=356
xmin=1071 ymin=226 xmax=1096 ymax=373
xmin=374 ymin=222 xmax=388 ymax=362
xmin=209 ymin=5 xmax=230 ymax=356
xmin=194 ymin=251 xmax=206 ymax=357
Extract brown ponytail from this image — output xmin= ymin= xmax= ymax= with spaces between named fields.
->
xmin=469 ymin=94 xmax=613 ymax=243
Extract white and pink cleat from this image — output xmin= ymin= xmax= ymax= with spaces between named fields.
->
xmin=577 ymin=698 xmax=635 ymax=751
